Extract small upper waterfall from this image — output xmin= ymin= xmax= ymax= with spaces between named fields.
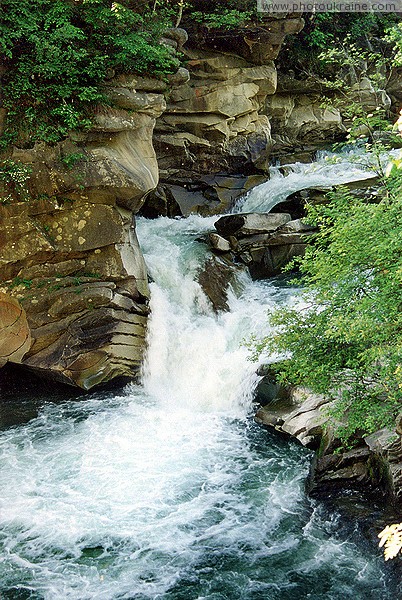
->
xmin=235 ymin=147 xmax=387 ymax=214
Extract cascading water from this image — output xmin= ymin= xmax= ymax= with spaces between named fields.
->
xmin=235 ymin=147 xmax=394 ymax=214
xmin=0 ymin=151 xmax=400 ymax=599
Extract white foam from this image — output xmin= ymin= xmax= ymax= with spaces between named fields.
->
xmin=0 ymin=157 xmax=395 ymax=598
xmin=237 ymin=147 xmax=398 ymax=214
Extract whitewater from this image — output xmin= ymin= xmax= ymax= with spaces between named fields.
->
xmin=0 ymin=148 xmax=399 ymax=599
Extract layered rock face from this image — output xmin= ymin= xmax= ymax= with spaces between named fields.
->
xmin=0 ymin=79 xmax=166 ymax=388
xmin=0 ymin=195 xmax=150 ymax=389
xmin=142 ymin=17 xmax=304 ymax=217
xmin=1 ymin=18 xmax=307 ymax=389
xmin=255 ymin=372 xmax=402 ymax=509
xmin=266 ymin=75 xmax=345 ymax=155
xmin=267 ymin=72 xmax=392 ymax=157
xmin=0 ymin=293 xmax=31 ymax=368
xmin=156 ymin=51 xmax=276 ymax=175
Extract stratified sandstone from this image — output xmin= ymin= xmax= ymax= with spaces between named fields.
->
xmin=143 ymin=17 xmax=304 ymax=216
xmin=267 ymin=71 xmax=392 ymax=156
xmin=0 ymin=195 xmax=149 ymax=389
xmin=0 ymin=292 xmax=31 ymax=368
xmin=0 ymin=77 xmax=165 ymax=389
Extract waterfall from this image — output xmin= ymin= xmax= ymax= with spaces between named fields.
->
xmin=137 ymin=215 xmax=296 ymax=415
xmin=235 ymin=146 xmax=394 ymax=214
xmin=0 ymin=151 xmax=399 ymax=599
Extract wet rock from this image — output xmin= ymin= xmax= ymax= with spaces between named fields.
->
xmin=308 ymin=446 xmax=374 ymax=499
xmin=142 ymin=174 xmax=267 ymax=218
xmin=248 ymin=243 xmax=306 ymax=279
xmin=255 ymin=373 xmax=402 ymax=508
xmin=138 ymin=185 xmax=182 ymax=219
xmin=209 ymin=214 xmax=316 ymax=278
xmin=215 ymin=213 xmax=291 ymax=237
xmin=198 ymin=255 xmax=245 ymax=312
xmin=209 ymin=233 xmax=231 ymax=253
xmin=256 ymin=385 xmax=331 ymax=449
xmin=255 ymin=364 xmax=289 ymax=406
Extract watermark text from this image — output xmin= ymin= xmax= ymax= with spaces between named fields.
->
xmin=257 ymin=0 xmax=399 ymax=11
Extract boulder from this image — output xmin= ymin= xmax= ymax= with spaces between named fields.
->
xmin=278 ymin=218 xmax=317 ymax=233
xmin=256 ymin=385 xmax=331 ymax=449
xmin=255 ymin=376 xmax=402 ymax=508
xmin=248 ymin=243 xmax=306 ymax=278
xmin=254 ymin=363 xmax=289 ymax=406
xmin=209 ymin=233 xmax=231 ymax=253
xmin=210 ymin=214 xmax=314 ymax=278
xmin=215 ymin=213 xmax=291 ymax=237
xmin=168 ymin=67 xmax=191 ymax=87
xmin=197 ymin=255 xmax=245 ymax=312
xmin=164 ymin=27 xmax=189 ymax=48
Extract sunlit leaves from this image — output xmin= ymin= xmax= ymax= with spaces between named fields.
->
xmin=259 ymin=170 xmax=402 ymax=444
xmin=378 ymin=523 xmax=402 ymax=560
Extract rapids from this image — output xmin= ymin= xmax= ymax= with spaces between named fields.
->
xmin=236 ymin=146 xmax=393 ymax=214
xmin=0 ymin=148 xmax=400 ymax=599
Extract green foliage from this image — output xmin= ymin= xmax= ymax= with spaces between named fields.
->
xmin=279 ymin=13 xmax=398 ymax=79
xmin=258 ymin=172 xmax=402 ymax=444
xmin=386 ymin=22 xmax=402 ymax=67
xmin=8 ymin=277 xmax=33 ymax=290
xmin=60 ymin=152 xmax=86 ymax=170
xmin=191 ymin=9 xmax=253 ymax=30
xmin=0 ymin=0 xmax=178 ymax=146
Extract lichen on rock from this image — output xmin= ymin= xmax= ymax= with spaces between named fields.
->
xmin=0 ymin=75 xmax=165 ymax=389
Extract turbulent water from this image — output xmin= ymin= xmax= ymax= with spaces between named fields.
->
xmin=0 ymin=150 xmax=400 ymax=599
xmin=236 ymin=147 xmax=390 ymax=213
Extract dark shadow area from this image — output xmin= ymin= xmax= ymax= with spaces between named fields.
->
xmin=0 ymin=363 xmax=129 ymax=429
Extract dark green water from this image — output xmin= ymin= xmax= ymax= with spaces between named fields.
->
xmin=0 ymin=209 xmax=401 ymax=599
xmin=0 ymin=388 xmax=399 ymax=600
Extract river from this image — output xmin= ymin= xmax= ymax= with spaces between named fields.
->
xmin=0 ymin=149 xmax=400 ymax=599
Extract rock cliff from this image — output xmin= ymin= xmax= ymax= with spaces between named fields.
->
xmin=0 ymin=78 xmax=165 ymax=388
xmin=267 ymin=72 xmax=392 ymax=159
xmin=142 ymin=17 xmax=305 ymax=217
xmin=0 ymin=17 xmax=307 ymax=389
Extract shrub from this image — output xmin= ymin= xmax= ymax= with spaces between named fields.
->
xmin=256 ymin=171 xmax=402 ymax=444
xmin=0 ymin=0 xmax=178 ymax=146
